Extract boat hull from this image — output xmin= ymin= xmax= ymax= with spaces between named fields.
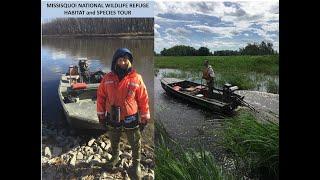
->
xmin=58 ymin=74 xmax=106 ymax=131
xmin=160 ymin=78 xmax=238 ymax=115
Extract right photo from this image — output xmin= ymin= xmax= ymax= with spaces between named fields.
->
xmin=154 ymin=1 xmax=279 ymax=179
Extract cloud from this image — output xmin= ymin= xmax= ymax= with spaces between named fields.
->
xmin=154 ymin=24 xmax=160 ymax=29
xmin=155 ymin=27 xmax=193 ymax=52
xmin=154 ymin=1 xmax=279 ymax=53
xmin=269 ymin=3 xmax=279 ymax=14
xmin=225 ymin=8 xmax=246 ymax=17
xmin=191 ymin=2 xmax=215 ymax=14
xmin=154 ymin=28 xmax=161 ymax=38
xmin=200 ymin=41 xmax=247 ymax=51
xmin=154 ymin=24 xmax=161 ymax=38
xmin=273 ymin=41 xmax=279 ymax=52
xmin=186 ymin=24 xmax=241 ymax=38
xmin=260 ymin=22 xmax=279 ymax=32
xmin=223 ymin=2 xmax=247 ymax=17
xmin=155 ymin=15 xmax=196 ymax=23
xmin=165 ymin=27 xmax=192 ymax=35
xmin=155 ymin=1 xmax=224 ymax=17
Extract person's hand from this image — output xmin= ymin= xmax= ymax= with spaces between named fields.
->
xmin=139 ymin=121 xmax=148 ymax=132
xmin=97 ymin=114 xmax=106 ymax=125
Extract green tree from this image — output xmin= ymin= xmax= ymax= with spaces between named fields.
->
xmin=160 ymin=45 xmax=197 ymax=56
xmin=197 ymin=47 xmax=211 ymax=56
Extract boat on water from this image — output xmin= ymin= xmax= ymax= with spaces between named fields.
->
xmin=58 ymin=59 xmax=106 ymax=130
xmin=160 ymin=78 xmax=254 ymax=115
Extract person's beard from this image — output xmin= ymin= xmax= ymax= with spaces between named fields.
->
xmin=115 ymin=65 xmax=131 ymax=80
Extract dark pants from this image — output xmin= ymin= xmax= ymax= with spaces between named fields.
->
xmin=207 ymin=80 xmax=214 ymax=98
xmin=107 ymin=125 xmax=141 ymax=166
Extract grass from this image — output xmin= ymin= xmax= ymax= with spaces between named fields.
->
xmin=154 ymin=106 xmax=279 ymax=179
xmin=217 ymin=73 xmax=255 ymax=90
xmin=155 ymin=121 xmax=234 ymax=180
xmin=160 ymin=70 xmax=201 ymax=80
xmin=266 ymin=79 xmax=279 ymax=94
xmin=218 ymin=110 xmax=279 ymax=179
xmin=159 ymin=70 xmax=256 ymax=91
xmin=155 ymin=55 xmax=279 ymax=76
xmin=155 ymin=55 xmax=279 ymax=92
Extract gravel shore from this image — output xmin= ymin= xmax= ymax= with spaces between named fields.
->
xmin=42 ymin=122 xmax=154 ymax=180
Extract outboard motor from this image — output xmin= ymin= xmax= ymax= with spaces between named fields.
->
xmin=78 ymin=60 xmax=90 ymax=83
xmin=223 ymin=83 xmax=239 ymax=93
xmin=222 ymin=83 xmax=257 ymax=112
xmin=223 ymin=83 xmax=239 ymax=102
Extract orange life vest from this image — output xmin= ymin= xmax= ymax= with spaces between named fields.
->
xmin=96 ymin=70 xmax=150 ymax=122
xmin=71 ymin=82 xmax=87 ymax=90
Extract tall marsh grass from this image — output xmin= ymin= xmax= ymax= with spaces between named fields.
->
xmin=218 ymin=111 xmax=279 ymax=179
xmin=155 ymin=55 xmax=279 ymax=75
xmin=266 ymin=79 xmax=279 ymax=94
xmin=155 ymin=121 xmax=233 ymax=180
xmin=218 ymin=74 xmax=255 ymax=90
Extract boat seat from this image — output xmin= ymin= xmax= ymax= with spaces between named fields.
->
xmin=67 ymin=75 xmax=80 ymax=79
xmin=61 ymin=75 xmax=80 ymax=82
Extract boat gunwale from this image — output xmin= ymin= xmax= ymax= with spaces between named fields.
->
xmin=160 ymin=78 xmax=228 ymax=107
xmin=58 ymin=75 xmax=102 ymax=127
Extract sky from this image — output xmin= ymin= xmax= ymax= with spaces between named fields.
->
xmin=154 ymin=1 xmax=279 ymax=53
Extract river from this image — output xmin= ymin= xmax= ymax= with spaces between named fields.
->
xmin=42 ymin=37 xmax=154 ymax=142
xmin=154 ymin=68 xmax=279 ymax=152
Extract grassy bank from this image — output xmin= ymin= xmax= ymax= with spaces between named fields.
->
xmin=155 ymin=55 xmax=279 ymax=75
xmin=218 ymin=110 xmax=279 ymax=179
xmin=155 ymin=121 xmax=233 ymax=180
xmin=155 ymin=55 xmax=279 ymax=92
xmin=155 ymin=109 xmax=279 ymax=179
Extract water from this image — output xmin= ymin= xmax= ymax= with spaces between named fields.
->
xmin=154 ymin=68 xmax=279 ymax=150
xmin=42 ymin=37 xmax=154 ymax=136
xmin=154 ymin=69 xmax=224 ymax=149
xmin=156 ymin=68 xmax=279 ymax=93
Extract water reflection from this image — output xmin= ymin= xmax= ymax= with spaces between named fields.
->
xmin=154 ymin=71 xmax=223 ymax=149
xmin=42 ymin=37 xmax=153 ymax=70
xmin=42 ymin=37 xmax=154 ymax=139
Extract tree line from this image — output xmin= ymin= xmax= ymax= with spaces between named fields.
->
xmin=42 ymin=18 xmax=154 ymax=35
xmin=158 ymin=45 xmax=212 ymax=56
xmin=157 ymin=41 xmax=278 ymax=56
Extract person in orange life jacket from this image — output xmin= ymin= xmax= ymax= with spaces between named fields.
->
xmin=202 ymin=60 xmax=215 ymax=98
xmin=96 ymin=48 xmax=150 ymax=179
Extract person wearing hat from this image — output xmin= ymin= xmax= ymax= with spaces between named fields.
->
xmin=202 ymin=60 xmax=215 ymax=98
xmin=97 ymin=48 xmax=150 ymax=179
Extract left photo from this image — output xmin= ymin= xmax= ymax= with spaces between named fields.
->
xmin=41 ymin=18 xmax=154 ymax=179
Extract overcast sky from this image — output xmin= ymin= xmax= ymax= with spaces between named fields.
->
xmin=154 ymin=1 xmax=279 ymax=53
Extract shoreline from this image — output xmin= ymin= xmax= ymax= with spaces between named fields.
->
xmin=42 ymin=119 xmax=154 ymax=179
xmin=155 ymin=55 xmax=279 ymax=75
xmin=42 ymin=33 xmax=154 ymax=39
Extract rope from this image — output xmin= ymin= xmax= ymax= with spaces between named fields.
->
xmin=235 ymin=96 xmax=259 ymax=113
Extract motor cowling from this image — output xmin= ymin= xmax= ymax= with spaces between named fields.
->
xmin=223 ymin=83 xmax=240 ymax=103
xmin=223 ymin=83 xmax=239 ymax=93
xmin=78 ymin=60 xmax=89 ymax=73
xmin=229 ymin=86 xmax=239 ymax=92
